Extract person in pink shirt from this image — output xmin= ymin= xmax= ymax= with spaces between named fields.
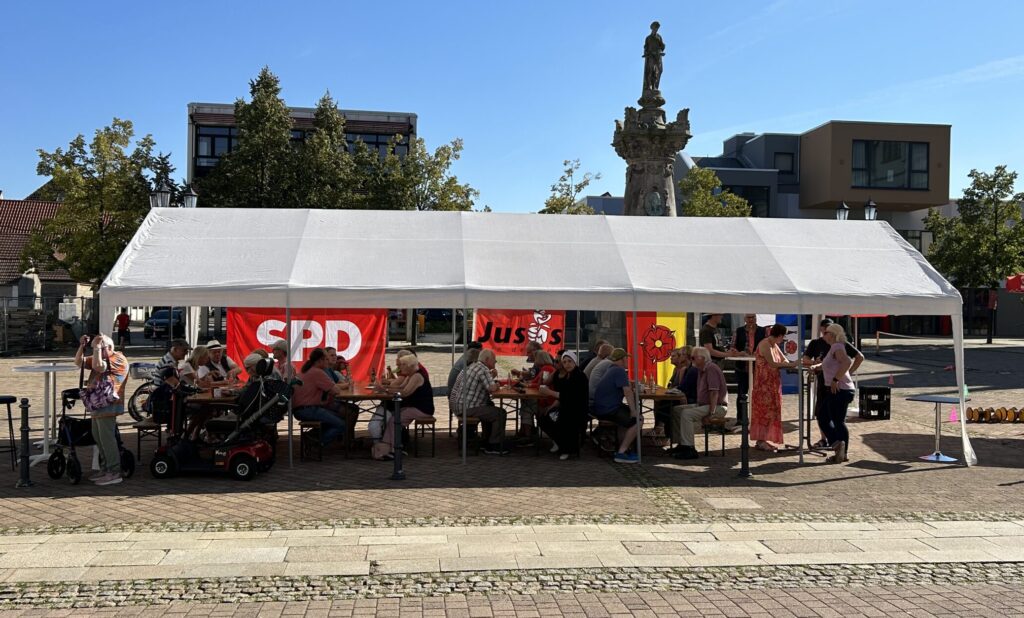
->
xmin=291 ymin=348 xmax=348 ymax=447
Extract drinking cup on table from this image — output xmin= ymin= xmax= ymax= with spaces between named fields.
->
xmin=214 ymin=387 xmax=223 ymax=398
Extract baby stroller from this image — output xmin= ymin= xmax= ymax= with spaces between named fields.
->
xmin=47 ymin=388 xmax=135 ymax=484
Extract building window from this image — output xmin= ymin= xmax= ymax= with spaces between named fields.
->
xmin=774 ymin=152 xmax=794 ymax=174
xmin=724 ymin=185 xmax=770 ymax=218
xmin=194 ymin=125 xmax=240 ymax=175
xmin=852 ymin=140 xmax=928 ymax=190
xmin=347 ymin=133 xmax=409 ymax=158
xmin=896 ymin=229 xmax=933 ymax=253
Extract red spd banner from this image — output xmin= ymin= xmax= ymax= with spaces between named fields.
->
xmin=227 ymin=308 xmax=386 ymax=381
xmin=473 ymin=309 xmax=566 ymax=357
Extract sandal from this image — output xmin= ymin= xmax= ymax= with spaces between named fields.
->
xmin=755 ymin=442 xmax=778 ymax=453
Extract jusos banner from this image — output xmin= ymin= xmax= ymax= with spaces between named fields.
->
xmin=473 ymin=309 xmax=566 ymax=357
xmin=226 ymin=308 xmax=387 ymax=381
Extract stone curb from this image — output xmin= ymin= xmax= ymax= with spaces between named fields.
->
xmin=2 ymin=511 xmax=1023 ymax=537
xmin=1 ymin=562 xmax=1022 ymax=609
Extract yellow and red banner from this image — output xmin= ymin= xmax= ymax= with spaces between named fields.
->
xmin=626 ymin=312 xmax=687 ymax=384
xmin=473 ymin=309 xmax=566 ymax=357
xmin=226 ymin=308 xmax=387 ymax=381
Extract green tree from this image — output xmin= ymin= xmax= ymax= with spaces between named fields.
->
xmin=292 ymin=91 xmax=356 ymax=209
xmin=350 ymin=136 xmax=478 ymax=211
xmin=21 ymin=118 xmax=163 ymax=287
xmin=677 ymin=166 xmax=751 ymax=216
xmin=925 ymin=166 xmax=1024 ymax=288
xmin=198 ymin=66 xmax=294 ymax=208
xmin=540 ymin=159 xmax=599 ymax=214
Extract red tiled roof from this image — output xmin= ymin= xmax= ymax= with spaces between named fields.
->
xmin=0 ymin=199 xmax=73 ymax=284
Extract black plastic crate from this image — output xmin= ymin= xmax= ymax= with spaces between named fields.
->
xmin=859 ymin=385 xmax=891 ymax=420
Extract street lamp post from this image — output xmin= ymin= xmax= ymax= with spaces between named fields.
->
xmin=835 ymin=201 xmax=850 ymax=221
xmin=864 ymin=198 xmax=877 ymax=221
xmin=182 ymin=185 xmax=198 ymax=209
xmin=149 ymin=181 xmax=171 ymax=209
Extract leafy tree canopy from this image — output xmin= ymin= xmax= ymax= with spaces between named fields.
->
xmin=924 ymin=165 xmax=1024 ymax=288
xmin=198 ymin=67 xmax=478 ymax=211
xmin=540 ymin=159 xmax=599 ymax=215
xmin=21 ymin=119 xmax=166 ymax=288
xmin=677 ymin=166 xmax=751 ymax=217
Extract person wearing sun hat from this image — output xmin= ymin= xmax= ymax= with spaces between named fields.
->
xmin=204 ymin=339 xmax=241 ymax=381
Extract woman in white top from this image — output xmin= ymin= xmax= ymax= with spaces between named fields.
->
xmin=180 ymin=345 xmax=214 ymax=390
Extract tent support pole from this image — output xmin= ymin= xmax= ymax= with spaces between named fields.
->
xmin=952 ymin=312 xmax=976 ymax=466
xmin=630 ymin=311 xmax=641 ymax=463
xmin=575 ymin=310 xmax=582 ymax=357
xmin=797 ymin=314 xmax=805 ymax=464
xmin=451 ymin=308 xmax=457 ymax=368
xmin=462 ymin=304 xmax=469 ymax=465
xmin=286 ymin=303 xmax=293 ymax=469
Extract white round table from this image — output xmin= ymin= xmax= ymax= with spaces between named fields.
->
xmin=12 ymin=363 xmax=79 ymax=466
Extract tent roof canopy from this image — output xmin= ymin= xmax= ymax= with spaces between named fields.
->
xmin=100 ymin=209 xmax=961 ymax=316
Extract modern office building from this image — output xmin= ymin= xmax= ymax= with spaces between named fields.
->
xmin=186 ymin=103 xmax=418 ymax=184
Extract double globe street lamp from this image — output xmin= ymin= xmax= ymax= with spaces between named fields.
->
xmin=836 ymin=198 xmax=878 ymax=221
xmin=149 ymin=181 xmax=198 ymax=209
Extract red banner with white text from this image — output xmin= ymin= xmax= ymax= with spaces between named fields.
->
xmin=473 ymin=309 xmax=566 ymax=357
xmin=227 ymin=308 xmax=387 ymax=381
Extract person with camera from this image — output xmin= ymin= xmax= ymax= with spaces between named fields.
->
xmin=74 ymin=334 xmax=129 ymax=485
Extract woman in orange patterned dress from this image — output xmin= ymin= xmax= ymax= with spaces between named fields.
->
xmin=750 ymin=324 xmax=799 ymax=452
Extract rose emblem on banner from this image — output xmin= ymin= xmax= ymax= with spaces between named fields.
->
xmin=640 ymin=324 xmax=675 ymax=363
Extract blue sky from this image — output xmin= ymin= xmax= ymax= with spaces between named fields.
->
xmin=2 ymin=0 xmax=1023 ymax=212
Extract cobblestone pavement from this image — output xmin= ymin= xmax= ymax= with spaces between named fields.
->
xmin=0 ymin=340 xmax=1022 ymax=615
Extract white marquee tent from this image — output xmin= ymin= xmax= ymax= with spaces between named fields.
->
xmin=100 ymin=209 xmax=976 ymax=465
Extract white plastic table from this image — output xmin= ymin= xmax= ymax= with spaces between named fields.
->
xmin=905 ymin=394 xmax=966 ymax=463
xmin=12 ymin=363 xmax=79 ymax=466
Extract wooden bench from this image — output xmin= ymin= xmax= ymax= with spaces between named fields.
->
xmin=299 ymin=421 xmax=323 ymax=461
xmin=702 ymin=416 xmax=728 ymax=456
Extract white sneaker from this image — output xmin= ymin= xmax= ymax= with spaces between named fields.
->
xmin=96 ymin=473 xmax=123 ymax=486
xmin=549 ymin=444 xmax=560 ymax=454
xmin=559 ymin=453 xmax=570 ymax=461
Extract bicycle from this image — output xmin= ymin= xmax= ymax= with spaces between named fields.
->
xmin=127 ymin=362 xmax=158 ymax=422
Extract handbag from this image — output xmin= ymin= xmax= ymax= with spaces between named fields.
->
xmin=81 ymin=346 xmax=120 ymax=412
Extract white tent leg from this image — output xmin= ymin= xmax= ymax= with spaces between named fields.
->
xmin=286 ymin=303 xmax=293 ymax=469
xmin=451 ymin=308 xmax=456 ymax=368
xmin=952 ymin=313 xmax=977 ymax=466
xmin=630 ymin=311 xmax=641 ymax=463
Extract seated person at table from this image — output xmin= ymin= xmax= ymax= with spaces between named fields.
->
xmin=292 ymin=348 xmax=348 ymax=447
xmin=374 ymin=354 xmax=435 ymax=461
xmin=670 ymin=347 xmax=728 ymax=460
xmin=205 ymin=340 xmax=242 ymax=382
xmin=536 ymin=351 xmax=589 ymax=460
xmin=590 ymin=348 xmax=640 ymax=464
xmin=517 ymin=349 xmax=557 ymax=441
xmin=271 ymin=340 xmax=295 ymax=381
xmin=323 ymin=347 xmax=352 ymax=385
xmin=511 ymin=341 xmax=543 ymax=381
xmin=180 ymin=345 xmax=214 ymax=390
xmin=586 ymin=343 xmax=616 ymax=404
xmin=242 ymin=350 xmax=269 ymax=381
xmin=653 ymin=346 xmax=697 ymax=435
xmin=145 ymin=339 xmax=189 ymax=422
xmin=458 ymin=349 xmax=510 ymax=455
xmin=447 ymin=341 xmax=483 ymax=393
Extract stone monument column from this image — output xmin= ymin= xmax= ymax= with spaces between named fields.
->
xmin=599 ymin=22 xmax=694 ymax=348
xmin=613 ymin=21 xmax=691 ymax=217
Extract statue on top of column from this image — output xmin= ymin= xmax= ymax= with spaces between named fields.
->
xmin=642 ymin=21 xmax=664 ymax=94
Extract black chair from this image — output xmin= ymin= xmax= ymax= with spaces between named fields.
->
xmin=1 ymin=395 xmax=16 ymax=470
